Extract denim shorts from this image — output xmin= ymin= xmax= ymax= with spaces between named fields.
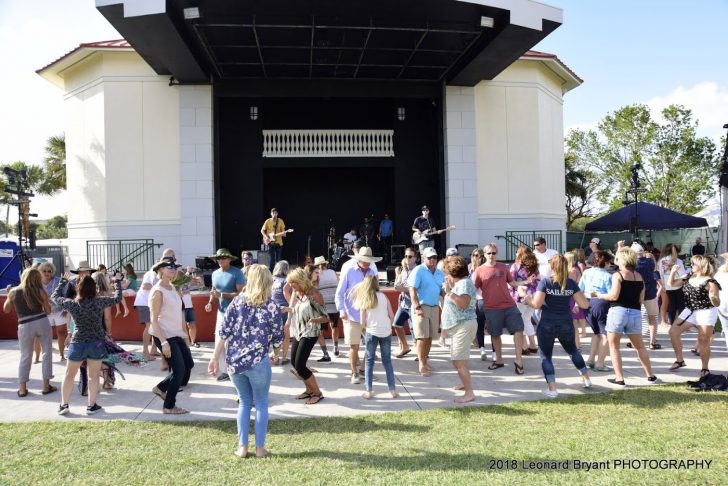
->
xmin=67 ymin=341 xmax=107 ymax=362
xmin=605 ymin=306 xmax=642 ymax=335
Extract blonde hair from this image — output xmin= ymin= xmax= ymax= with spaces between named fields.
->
xmin=573 ymin=248 xmax=586 ymax=264
xmin=483 ymin=242 xmax=498 ymax=254
xmin=37 ymin=261 xmax=56 ymax=274
xmin=18 ymin=268 xmax=46 ymax=312
xmin=400 ymin=257 xmax=409 ymax=274
xmin=550 ymin=255 xmax=570 ymax=291
xmin=720 ymin=253 xmax=728 ymax=273
xmin=350 ymin=275 xmax=379 ymax=311
xmin=564 ymin=251 xmax=577 ymax=269
xmin=286 ymin=267 xmax=314 ymax=295
xmin=243 ymin=264 xmax=273 ymax=307
xmin=690 ymin=255 xmax=715 ymax=277
xmin=615 ymin=248 xmax=637 ymax=270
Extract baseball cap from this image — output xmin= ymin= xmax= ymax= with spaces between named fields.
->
xmin=422 ymin=247 xmax=438 ymax=258
xmin=590 ymin=238 xmax=600 ymax=244
xmin=421 ymin=205 xmax=429 ymax=211
xmin=446 ymin=248 xmax=458 ymax=256
xmin=631 ymin=242 xmax=645 ymax=253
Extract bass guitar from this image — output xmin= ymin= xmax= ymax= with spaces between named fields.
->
xmin=412 ymin=225 xmax=456 ymax=245
xmin=263 ymin=228 xmax=294 ymax=246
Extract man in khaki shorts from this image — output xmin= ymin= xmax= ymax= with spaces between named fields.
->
xmin=335 ymin=247 xmax=380 ymax=384
xmin=409 ymin=247 xmax=445 ymax=376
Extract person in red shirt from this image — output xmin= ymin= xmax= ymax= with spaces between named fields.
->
xmin=472 ymin=243 xmax=527 ymax=374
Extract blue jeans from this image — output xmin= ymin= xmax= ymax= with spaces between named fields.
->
xmin=231 ymin=358 xmax=272 ymax=448
xmin=536 ymin=319 xmax=588 ymax=383
xmin=365 ymin=334 xmax=396 ymax=392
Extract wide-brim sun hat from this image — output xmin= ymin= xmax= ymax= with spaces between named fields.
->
xmin=210 ymin=248 xmax=239 ymax=260
xmin=313 ymin=256 xmax=329 ymax=266
xmin=349 ymin=246 xmax=382 ymax=263
xmin=70 ymin=260 xmax=95 ymax=274
xmin=152 ymin=256 xmax=183 ymax=272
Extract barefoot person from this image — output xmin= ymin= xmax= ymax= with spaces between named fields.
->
xmin=209 ymin=264 xmax=284 ymax=459
xmin=4 ymin=268 xmax=55 ymax=397
xmin=520 ymin=255 xmax=592 ymax=398
xmin=149 ymin=257 xmax=194 ymax=414
xmin=351 ymin=276 xmax=398 ymax=400
xmin=668 ymin=255 xmax=721 ymax=378
xmin=441 ymin=256 xmax=478 ymax=403
xmin=52 ymin=271 xmax=123 ymax=415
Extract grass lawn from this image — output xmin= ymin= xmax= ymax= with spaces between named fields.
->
xmin=1 ymin=385 xmax=726 ymax=485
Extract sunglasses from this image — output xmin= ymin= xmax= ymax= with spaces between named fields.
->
xmin=486 ymin=252 xmax=497 ymax=255
xmin=533 ymin=243 xmax=543 ymax=247
xmin=406 ymin=255 xmax=416 ymax=259
xmin=426 ymin=256 xmax=438 ymax=260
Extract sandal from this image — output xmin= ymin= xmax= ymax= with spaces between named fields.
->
xmin=669 ymin=360 xmax=686 ymax=371
xmin=521 ymin=349 xmax=531 ymax=356
xmin=700 ymin=369 xmax=710 ymax=378
xmin=514 ymin=362 xmax=525 ymax=375
xmin=488 ymin=362 xmax=505 ymax=370
xmin=607 ymin=378 xmax=626 ymax=386
xmin=41 ymin=385 xmax=58 ymax=395
xmin=649 ymin=342 xmax=662 ymax=350
xmin=305 ymin=393 xmax=324 ymax=405
xmin=528 ymin=348 xmax=538 ymax=354
xmin=17 ymin=389 xmax=28 ymax=397
xmin=296 ymin=391 xmax=313 ymax=400
xmin=690 ymin=349 xmax=700 ymax=356
xmin=163 ymin=406 xmax=189 ymax=414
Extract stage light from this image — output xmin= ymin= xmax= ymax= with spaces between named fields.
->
xmin=183 ymin=7 xmax=200 ymax=19
xmin=250 ymin=106 xmax=259 ymax=120
xmin=480 ymin=16 xmax=494 ymax=28
xmin=397 ymin=107 xmax=405 ymax=121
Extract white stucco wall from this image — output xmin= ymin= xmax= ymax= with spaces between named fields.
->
xmin=61 ymin=51 xmax=213 ymax=268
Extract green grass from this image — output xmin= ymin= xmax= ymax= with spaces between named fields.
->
xmin=1 ymin=385 xmax=726 ymax=485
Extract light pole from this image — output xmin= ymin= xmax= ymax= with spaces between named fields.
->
xmin=624 ymin=163 xmax=646 ymax=242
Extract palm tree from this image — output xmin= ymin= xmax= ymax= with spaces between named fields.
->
xmin=565 ymin=153 xmax=592 ymax=228
xmin=40 ymin=134 xmax=66 ymax=194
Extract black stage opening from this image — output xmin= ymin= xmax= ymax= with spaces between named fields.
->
xmin=216 ymin=91 xmax=444 ymax=265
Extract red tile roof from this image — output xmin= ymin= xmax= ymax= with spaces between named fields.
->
xmin=36 ymin=39 xmax=132 ymax=74
xmin=522 ymin=50 xmax=582 ymax=84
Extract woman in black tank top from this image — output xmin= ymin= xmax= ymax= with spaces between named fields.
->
xmin=595 ymin=245 xmax=656 ymax=385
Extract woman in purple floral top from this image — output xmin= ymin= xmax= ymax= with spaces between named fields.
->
xmin=509 ymin=246 xmax=540 ymax=355
xmin=208 ymin=264 xmax=283 ymax=459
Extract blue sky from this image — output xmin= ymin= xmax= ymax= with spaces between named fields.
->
xmin=0 ymin=0 xmax=726 ymax=220
xmin=534 ymin=0 xmax=728 ymax=140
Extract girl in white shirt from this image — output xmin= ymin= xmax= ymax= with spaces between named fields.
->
xmin=352 ymin=276 xmax=398 ymax=400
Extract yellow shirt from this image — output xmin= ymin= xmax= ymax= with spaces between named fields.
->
xmin=261 ymin=218 xmax=286 ymax=246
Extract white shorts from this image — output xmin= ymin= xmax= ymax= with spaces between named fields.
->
xmin=677 ymin=307 xmax=718 ymax=327
xmin=48 ymin=311 xmax=70 ymax=327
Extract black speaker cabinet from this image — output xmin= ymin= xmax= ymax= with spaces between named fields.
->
xmin=390 ymin=245 xmax=406 ymax=265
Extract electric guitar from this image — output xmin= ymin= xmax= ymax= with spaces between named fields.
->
xmin=412 ymin=225 xmax=456 ymax=244
xmin=263 ymin=229 xmax=294 ymax=246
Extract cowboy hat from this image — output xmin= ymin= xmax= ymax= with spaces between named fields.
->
xmin=349 ymin=247 xmax=382 ymax=263
xmin=70 ymin=260 xmax=95 ymax=274
xmin=152 ymin=256 xmax=183 ymax=272
xmin=313 ymin=256 xmax=329 ymax=266
xmin=210 ymin=248 xmax=239 ymax=260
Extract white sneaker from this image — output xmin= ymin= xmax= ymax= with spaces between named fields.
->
xmin=542 ymin=389 xmax=559 ymax=398
xmin=480 ymin=348 xmax=487 ymax=361
xmin=582 ymin=378 xmax=592 ymax=388
xmin=351 ymin=373 xmax=362 ymax=384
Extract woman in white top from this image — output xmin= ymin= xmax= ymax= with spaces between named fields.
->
xmin=315 ymin=256 xmax=340 ymax=359
xmin=352 ymin=275 xmax=398 ymax=400
xmin=658 ymin=243 xmax=686 ymax=325
xmin=149 ymin=256 xmax=194 ymax=414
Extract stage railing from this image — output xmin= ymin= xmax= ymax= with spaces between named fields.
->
xmin=86 ymin=239 xmax=157 ymax=273
xmin=495 ymin=230 xmax=563 ymax=261
xmin=262 ymin=129 xmax=394 ymax=158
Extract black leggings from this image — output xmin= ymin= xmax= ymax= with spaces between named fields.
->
xmin=290 ymin=337 xmax=317 ymax=380
xmin=153 ymin=336 xmax=194 ymax=409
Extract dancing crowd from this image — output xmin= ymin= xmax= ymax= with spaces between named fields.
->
xmin=5 ymin=238 xmax=726 ymax=458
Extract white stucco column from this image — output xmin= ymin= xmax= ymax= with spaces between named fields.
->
xmin=444 ymin=86 xmax=479 ymax=248
xmin=178 ymin=85 xmax=215 ymax=266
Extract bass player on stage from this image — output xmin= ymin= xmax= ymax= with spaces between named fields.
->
xmin=412 ymin=205 xmax=437 ymax=255
xmin=260 ymin=207 xmax=289 ymax=271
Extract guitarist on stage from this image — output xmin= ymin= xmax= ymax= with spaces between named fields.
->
xmin=260 ymin=207 xmax=287 ymax=271
xmin=412 ymin=205 xmax=437 ymax=255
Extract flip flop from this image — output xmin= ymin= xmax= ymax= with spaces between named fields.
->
xmin=396 ymin=349 xmax=412 ymax=358
xmin=41 ymin=385 xmax=58 ymax=395
xmin=305 ymin=394 xmax=324 ymax=405
xmin=17 ymin=389 xmax=28 ymax=397
xmin=163 ymin=406 xmax=189 ymax=414
xmin=669 ymin=360 xmax=686 ymax=371
xmin=296 ymin=391 xmax=313 ymax=400
xmin=514 ymin=362 xmax=525 ymax=375
xmin=488 ymin=362 xmax=505 ymax=370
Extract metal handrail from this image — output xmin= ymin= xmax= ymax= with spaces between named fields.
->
xmin=86 ymin=239 xmax=158 ymax=273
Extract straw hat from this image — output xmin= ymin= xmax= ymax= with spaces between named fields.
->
xmin=313 ymin=256 xmax=329 ymax=266
xmin=70 ymin=260 xmax=94 ymax=274
xmin=210 ymin=248 xmax=238 ymax=260
xmin=349 ymin=247 xmax=382 ymax=263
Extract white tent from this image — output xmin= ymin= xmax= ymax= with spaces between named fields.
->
xmin=694 ymin=197 xmax=721 ymax=228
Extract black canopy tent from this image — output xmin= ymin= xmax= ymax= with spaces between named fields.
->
xmin=585 ymin=202 xmax=708 ymax=232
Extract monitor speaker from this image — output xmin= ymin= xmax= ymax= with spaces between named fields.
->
xmin=390 ymin=245 xmax=406 ymax=264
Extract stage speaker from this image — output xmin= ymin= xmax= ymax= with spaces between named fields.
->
xmin=196 ymin=256 xmax=217 ymax=271
xmin=456 ymin=244 xmax=480 ymax=263
xmin=386 ymin=266 xmax=397 ymax=283
xmin=390 ymin=245 xmax=406 ymax=264
xmin=203 ymin=272 xmax=212 ymax=288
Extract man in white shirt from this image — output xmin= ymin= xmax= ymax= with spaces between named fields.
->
xmin=533 ymin=237 xmax=559 ymax=278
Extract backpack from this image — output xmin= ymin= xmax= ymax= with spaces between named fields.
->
xmin=688 ymin=373 xmax=728 ymax=392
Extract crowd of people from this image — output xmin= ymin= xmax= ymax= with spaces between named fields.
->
xmin=5 ymin=237 xmax=726 ymax=458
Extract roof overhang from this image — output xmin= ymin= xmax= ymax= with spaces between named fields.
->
xmin=35 ymin=40 xmax=135 ymax=88
xmin=520 ymin=50 xmax=582 ymax=94
xmin=94 ymin=0 xmax=563 ymax=85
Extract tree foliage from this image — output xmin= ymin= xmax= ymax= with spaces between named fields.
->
xmin=41 ymin=134 xmax=66 ymax=194
xmin=36 ymin=214 xmax=68 ymax=239
xmin=566 ymin=104 xmax=719 ymax=217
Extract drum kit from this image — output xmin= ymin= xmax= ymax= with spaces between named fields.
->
xmin=327 ymin=224 xmax=353 ymax=269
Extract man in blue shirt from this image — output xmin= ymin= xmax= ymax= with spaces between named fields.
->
xmin=335 ymin=247 xmax=380 ymax=384
xmin=378 ymin=213 xmax=393 ymax=264
xmin=408 ymin=247 xmax=445 ymax=376
xmin=205 ymin=248 xmax=246 ymax=381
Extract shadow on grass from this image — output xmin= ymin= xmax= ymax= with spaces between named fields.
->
xmin=526 ymin=384 xmax=728 ymax=408
xmin=278 ymin=449 xmax=572 ymax=473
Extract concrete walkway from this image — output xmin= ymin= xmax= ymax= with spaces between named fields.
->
xmin=1 ymin=328 xmax=726 ymax=422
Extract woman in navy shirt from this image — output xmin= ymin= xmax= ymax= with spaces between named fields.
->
xmin=520 ymin=255 xmax=592 ymax=398
xmin=209 ymin=264 xmax=284 ymax=459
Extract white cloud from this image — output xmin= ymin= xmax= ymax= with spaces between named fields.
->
xmin=646 ymin=82 xmax=728 ymax=142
